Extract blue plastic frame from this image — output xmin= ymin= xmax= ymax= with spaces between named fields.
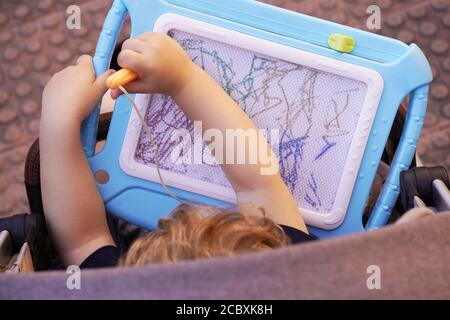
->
xmin=83 ymin=0 xmax=432 ymax=239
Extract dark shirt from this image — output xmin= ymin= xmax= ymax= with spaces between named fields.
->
xmin=80 ymin=225 xmax=316 ymax=269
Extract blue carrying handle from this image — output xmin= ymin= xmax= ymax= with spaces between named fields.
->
xmin=366 ymin=85 xmax=430 ymax=230
xmin=81 ymin=0 xmax=128 ymax=157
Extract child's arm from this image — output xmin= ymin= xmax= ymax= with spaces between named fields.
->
xmin=40 ymin=55 xmax=115 ymax=266
xmin=112 ymin=33 xmax=308 ymax=233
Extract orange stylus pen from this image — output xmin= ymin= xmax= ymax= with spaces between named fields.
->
xmin=106 ymin=69 xmax=138 ymax=89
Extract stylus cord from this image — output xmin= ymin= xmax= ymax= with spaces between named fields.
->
xmin=118 ymin=85 xmax=185 ymax=205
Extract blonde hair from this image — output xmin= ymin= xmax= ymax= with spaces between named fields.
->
xmin=120 ymin=204 xmax=290 ymax=266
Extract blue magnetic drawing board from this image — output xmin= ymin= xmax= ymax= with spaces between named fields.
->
xmin=83 ymin=0 xmax=432 ymax=239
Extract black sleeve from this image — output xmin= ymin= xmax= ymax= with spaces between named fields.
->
xmin=79 ymin=246 xmax=120 ymax=269
xmin=79 ymin=226 xmax=314 ymax=269
xmin=279 ymin=225 xmax=317 ymax=244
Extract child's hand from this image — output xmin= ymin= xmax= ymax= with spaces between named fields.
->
xmin=42 ymin=55 xmax=113 ymax=125
xmin=110 ymin=32 xmax=195 ymax=100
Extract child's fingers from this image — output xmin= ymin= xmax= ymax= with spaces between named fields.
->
xmin=117 ymin=49 xmax=147 ymax=76
xmin=76 ymin=54 xmax=92 ymax=66
xmin=136 ymin=32 xmax=157 ymax=41
xmin=110 ymin=88 xmax=122 ymax=100
xmin=95 ymin=69 xmax=115 ymax=90
xmin=75 ymin=55 xmax=97 ymax=81
xmin=76 ymin=55 xmax=94 ymax=74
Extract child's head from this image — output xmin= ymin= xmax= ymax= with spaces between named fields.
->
xmin=120 ymin=204 xmax=290 ymax=266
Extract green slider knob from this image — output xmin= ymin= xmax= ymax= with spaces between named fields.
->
xmin=328 ymin=33 xmax=356 ymax=53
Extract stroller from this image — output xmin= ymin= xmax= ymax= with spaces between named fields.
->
xmin=1 ymin=101 xmax=449 ymax=299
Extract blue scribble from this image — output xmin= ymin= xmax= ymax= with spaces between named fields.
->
xmin=279 ymin=132 xmax=308 ymax=191
xmin=304 ymin=173 xmax=322 ymax=209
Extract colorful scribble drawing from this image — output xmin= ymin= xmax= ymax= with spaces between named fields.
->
xmin=135 ymin=30 xmax=368 ymax=214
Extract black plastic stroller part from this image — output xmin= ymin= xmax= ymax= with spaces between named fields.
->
xmin=110 ymin=40 xmax=125 ymax=72
xmin=0 ymin=214 xmax=40 ymax=252
xmin=399 ymin=166 xmax=450 ymax=212
xmin=24 ymin=139 xmax=44 ymax=216
xmin=432 ymin=180 xmax=450 ymax=211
